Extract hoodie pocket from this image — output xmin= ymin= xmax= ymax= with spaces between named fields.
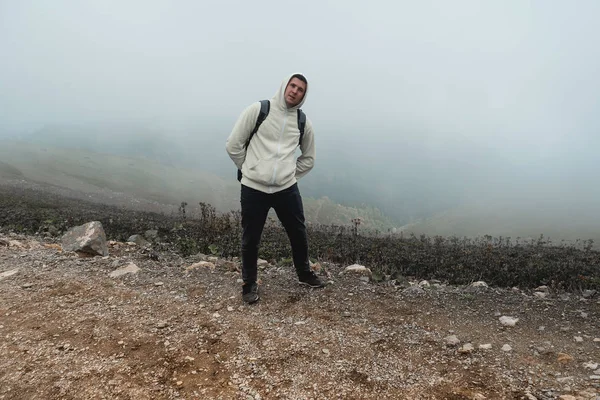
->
xmin=245 ymin=159 xmax=295 ymax=186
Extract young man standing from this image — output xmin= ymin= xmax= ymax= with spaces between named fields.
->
xmin=226 ymin=73 xmax=325 ymax=304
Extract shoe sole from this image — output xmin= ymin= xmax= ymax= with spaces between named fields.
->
xmin=243 ymin=295 xmax=260 ymax=304
xmin=298 ymin=281 xmax=326 ymax=288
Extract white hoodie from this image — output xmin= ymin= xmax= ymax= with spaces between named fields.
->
xmin=225 ymin=73 xmax=316 ymax=194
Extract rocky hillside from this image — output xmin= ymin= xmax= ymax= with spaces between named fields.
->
xmin=1 ymin=220 xmax=599 ymax=399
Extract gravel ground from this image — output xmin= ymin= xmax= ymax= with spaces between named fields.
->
xmin=1 ymin=234 xmax=599 ymax=400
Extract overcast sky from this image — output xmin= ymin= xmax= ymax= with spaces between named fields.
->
xmin=1 ymin=1 xmax=600 ymax=220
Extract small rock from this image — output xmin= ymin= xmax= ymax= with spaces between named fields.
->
xmin=558 ymin=396 xmax=577 ymax=400
xmin=499 ymin=316 xmax=519 ymax=326
xmin=479 ymin=344 xmax=493 ymax=350
xmin=157 ymin=321 xmax=168 ymax=329
xmin=535 ymin=285 xmax=549 ymax=292
xmin=458 ymin=343 xmax=474 ymax=354
xmin=583 ymin=362 xmax=599 ymax=370
xmin=445 ymin=335 xmax=460 ymax=346
xmin=402 ymin=285 xmax=426 ymax=296
xmin=534 ymin=292 xmax=547 ymax=299
xmin=502 ymin=344 xmax=512 ymax=352
xmin=0 ymin=269 xmax=19 ymax=280
xmin=418 ymin=280 xmax=430 ymax=287
xmin=322 ymin=349 xmax=330 ymax=355
xmin=155 ymin=282 xmax=164 ymax=287
xmin=185 ymin=356 xmax=195 ymax=361
xmin=257 ymin=259 xmax=269 ymax=267
xmin=557 ymin=353 xmax=574 ymax=364
xmin=589 ymin=375 xmax=600 ymax=380
xmin=109 ymin=262 xmax=140 ymax=278
xmin=186 ymin=261 xmax=215 ymax=271
xmin=582 ymin=290 xmax=597 ymax=299
xmin=342 ymin=312 xmax=351 ymax=318
xmin=574 ymin=336 xmax=584 ymax=343
xmin=471 ymin=281 xmax=488 ymax=287
xmin=22 ymin=282 xmax=34 ymax=289
xmin=342 ymin=264 xmax=372 ymax=278
xmin=127 ymin=235 xmax=149 ymax=247
xmin=227 ymin=306 xmax=234 ymax=312
xmin=61 ymin=221 xmax=108 ymax=256
xmin=594 ymin=338 xmax=600 ymax=342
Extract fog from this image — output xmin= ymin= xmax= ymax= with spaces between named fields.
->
xmin=1 ymin=1 xmax=600 ymax=239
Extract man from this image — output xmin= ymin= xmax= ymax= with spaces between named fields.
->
xmin=226 ymin=73 xmax=325 ymax=304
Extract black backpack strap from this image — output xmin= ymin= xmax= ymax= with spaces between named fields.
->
xmin=244 ymin=100 xmax=270 ymax=149
xmin=238 ymin=100 xmax=270 ymax=181
xmin=297 ymin=109 xmax=306 ymax=147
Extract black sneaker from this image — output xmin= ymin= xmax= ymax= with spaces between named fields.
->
xmin=298 ymin=271 xmax=326 ymax=288
xmin=242 ymin=282 xmax=259 ymax=304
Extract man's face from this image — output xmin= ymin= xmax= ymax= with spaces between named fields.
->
xmin=284 ymin=77 xmax=307 ymax=108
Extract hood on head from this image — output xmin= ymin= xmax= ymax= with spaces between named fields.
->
xmin=273 ymin=72 xmax=309 ymax=110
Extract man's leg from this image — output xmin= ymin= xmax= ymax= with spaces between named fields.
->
xmin=273 ymin=184 xmax=324 ymax=287
xmin=241 ymin=185 xmax=270 ymax=286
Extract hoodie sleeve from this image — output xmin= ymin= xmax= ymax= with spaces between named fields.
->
xmin=225 ymin=103 xmax=261 ymax=170
xmin=296 ymin=118 xmax=315 ymax=179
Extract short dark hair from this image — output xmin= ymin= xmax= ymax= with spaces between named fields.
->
xmin=290 ymin=74 xmax=307 ymax=85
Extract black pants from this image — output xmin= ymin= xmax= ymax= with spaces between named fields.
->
xmin=241 ymin=183 xmax=311 ymax=284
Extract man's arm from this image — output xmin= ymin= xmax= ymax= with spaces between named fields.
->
xmin=225 ymin=103 xmax=261 ymax=170
xmin=296 ymin=119 xmax=315 ymax=179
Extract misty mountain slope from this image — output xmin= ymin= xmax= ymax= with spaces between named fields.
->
xmin=0 ymin=140 xmax=239 ymax=211
xmin=0 ymin=140 xmax=396 ymax=230
xmin=399 ymin=200 xmax=600 ymax=248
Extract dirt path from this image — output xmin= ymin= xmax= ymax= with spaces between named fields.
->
xmin=0 ymin=237 xmax=599 ymax=400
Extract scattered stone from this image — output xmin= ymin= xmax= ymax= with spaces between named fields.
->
xmin=418 ymin=280 xmax=430 ymax=287
xmin=479 ymin=344 xmax=493 ymax=350
xmin=464 ymin=281 xmax=489 ymax=293
xmin=582 ymin=290 xmax=597 ymax=299
xmin=534 ymin=292 xmax=547 ymax=299
xmin=574 ymin=336 xmax=584 ymax=343
xmin=186 ymin=261 xmax=216 ymax=271
xmin=501 ymin=344 xmax=512 ymax=352
xmin=155 ymin=282 xmax=164 ymax=287
xmin=445 ymin=335 xmax=460 ymax=346
xmin=227 ymin=306 xmax=234 ymax=312
xmin=589 ymin=375 xmax=600 ymax=380
xmin=523 ymin=391 xmax=538 ymax=400
xmin=8 ymin=240 xmax=25 ymax=249
xmin=0 ymin=268 xmax=19 ymax=280
xmin=499 ymin=316 xmax=519 ymax=326
xmin=109 ymin=263 xmax=140 ymax=278
xmin=185 ymin=356 xmax=195 ymax=361
xmin=342 ymin=264 xmax=372 ymax=278
xmin=594 ymin=338 xmax=600 ymax=343
xmin=157 ymin=321 xmax=168 ymax=329
xmin=558 ymin=395 xmax=576 ymax=400
xmin=342 ymin=312 xmax=351 ymax=318
xmin=257 ymin=259 xmax=269 ymax=267
xmin=458 ymin=343 xmax=474 ymax=354
xmin=61 ymin=221 xmax=108 ymax=256
xmin=322 ymin=349 xmax=330 ymax=355
xmin=535 ymin=285 xmax=549 ymax=292
xmin=557 ymin=353 xmax=574 ymax=364
xmin=127 ymin=234 xmax=149 ymax=247
xmin=402 ymin=285 xmax=426 ymax=296
xmin=583 ymin=362 xmax=599 ymax=370
xmin=21 ymin=282 xmax=34 ymax=289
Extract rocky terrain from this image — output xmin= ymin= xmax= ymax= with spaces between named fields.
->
xmin=0 ymin=182 xmax=599 ymax=400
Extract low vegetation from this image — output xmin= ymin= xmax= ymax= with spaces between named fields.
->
xmin=1 ymin=184 xmax=598 ymax=292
